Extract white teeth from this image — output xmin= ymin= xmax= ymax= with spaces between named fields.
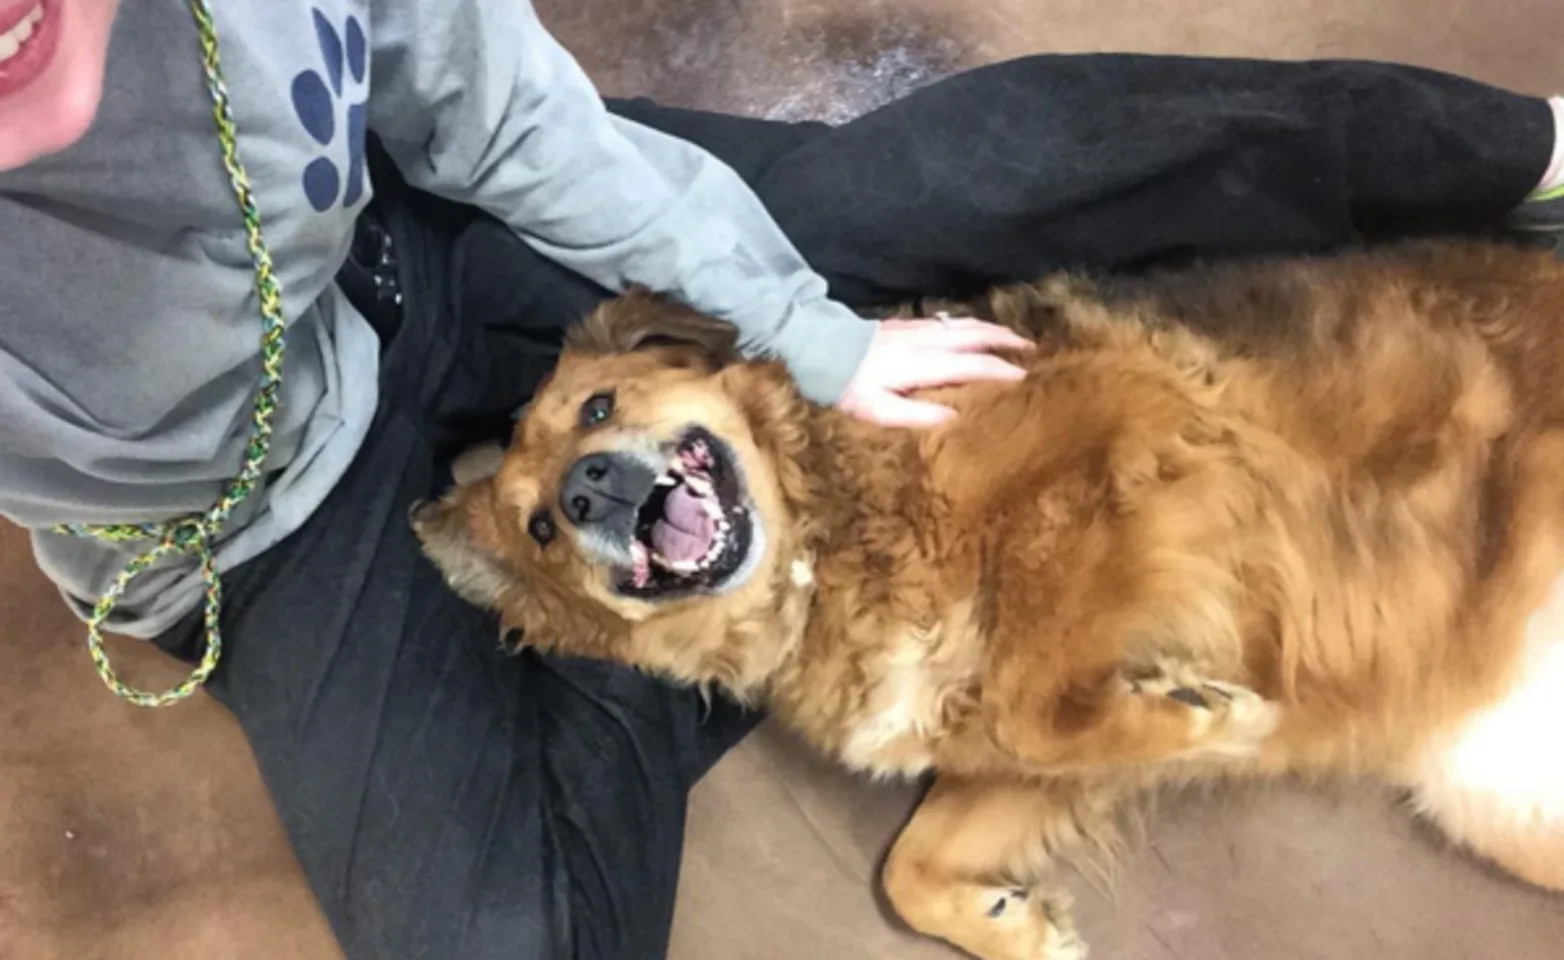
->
xmin=0 ymin=4 xmax=43 ymax=64
xmin=684 ymin=474 xmax=714 ymax=498
xmin=648 ymin=549 xmax=686 ymax=573
xmin=700 ymin=527 xmax=729 ymax=567
xmin=629 ymin=541 xmax=652 ymax=588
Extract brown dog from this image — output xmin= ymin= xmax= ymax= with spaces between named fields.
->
xmin=412 ymin=238 xmax=1564 ymax=960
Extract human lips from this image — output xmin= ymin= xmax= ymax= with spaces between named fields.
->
xmin=0 ymin=0 xmax=61 ymax=98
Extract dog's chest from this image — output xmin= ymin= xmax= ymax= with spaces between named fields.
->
xmin=830 ymin=621 xmax=981 ymax=779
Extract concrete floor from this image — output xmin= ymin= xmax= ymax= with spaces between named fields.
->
xmin=3 ymin=2 xmax=1564 ymax=959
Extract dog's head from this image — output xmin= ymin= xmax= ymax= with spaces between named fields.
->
xmin=410 ymin=291 xmax=822 ymax=691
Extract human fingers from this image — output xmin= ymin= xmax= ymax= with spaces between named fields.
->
xmin=894 ymin=316 xmax=1036 ymax=354
xmin=839 ymin=388 xmax=957 ymax=428
xmin=887 ymin=350 xmax=1029 ymax=391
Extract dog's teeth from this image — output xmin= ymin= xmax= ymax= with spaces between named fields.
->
xmin=684 ymin=474 xmax=714 ymax=498
xmin=631 ymin=542 xmax=652 ymax=588
xmin=702 ymin=531 xmax=727 ymax=567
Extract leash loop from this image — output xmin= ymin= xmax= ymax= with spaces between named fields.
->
xmin=52 ymin=0 xmax=287 ymax=707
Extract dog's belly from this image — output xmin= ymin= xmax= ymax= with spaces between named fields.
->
xmin=1412 ymin=571 xmax=1564 ymax=833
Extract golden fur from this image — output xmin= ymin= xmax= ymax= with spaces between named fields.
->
xmin=412 ymin=238 xmax=1564 ymax=959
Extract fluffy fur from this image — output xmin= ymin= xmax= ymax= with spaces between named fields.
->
xmin=412 ymin=238 xmax=1564 ymax=959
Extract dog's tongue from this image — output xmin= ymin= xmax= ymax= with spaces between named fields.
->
xmin=651 ymin=484 xmax=715 ymax=564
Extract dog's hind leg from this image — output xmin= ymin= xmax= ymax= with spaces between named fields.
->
xmin=881 ymin=776 xmax=1120 ymax=960
xmin=1410 ymin=633 xmax=1564 ymax=892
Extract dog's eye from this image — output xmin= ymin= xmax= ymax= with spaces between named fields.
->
xmin=527 ymin=509 xmax=556 ymax=547
xmin=580 ymin=391 xmax=615 ymax=428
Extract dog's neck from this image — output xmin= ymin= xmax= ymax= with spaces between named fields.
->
xmin=771 ymin=384 xmax=935 ymax=576
xmin=732 ymin=369 xmax=960 ymax=711
xmin=730 ymin=360 xmax=939 ymax=567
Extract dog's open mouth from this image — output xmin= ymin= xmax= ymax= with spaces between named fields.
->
xmin=618 ymin=427 xmax=754 ymax=599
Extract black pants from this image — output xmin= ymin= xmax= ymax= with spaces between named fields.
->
xmin=159 ymin=56 xmax=1551 ymax=960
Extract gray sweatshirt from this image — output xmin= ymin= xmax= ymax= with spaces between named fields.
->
xmin=0 ymin=0 xmax=874 ymax=637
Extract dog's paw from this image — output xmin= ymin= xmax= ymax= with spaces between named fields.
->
xmin=975 ymin=886 xmax=1088 ymax=960
xmin=1123 ymin=662 xmax=1278 ymax=757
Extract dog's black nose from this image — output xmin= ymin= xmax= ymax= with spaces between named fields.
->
xmin=560 ymin=452 xmax=654 ymax=527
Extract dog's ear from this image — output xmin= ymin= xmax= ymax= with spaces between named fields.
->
xmin=567 ymin=287 xmax=740 ymax=366
xmin=409 ymin=477 xmax=515 ymax=611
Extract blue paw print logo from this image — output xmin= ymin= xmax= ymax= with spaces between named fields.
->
xmin=291 ymin=9 xmax=368 ymax=212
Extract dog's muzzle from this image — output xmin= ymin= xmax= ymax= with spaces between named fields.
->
xmin=559 ymin=452 xmax=659 ymax=538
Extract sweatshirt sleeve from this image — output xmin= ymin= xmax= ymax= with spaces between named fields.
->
xmin=362 ymin=0 xmax=874 ymax=405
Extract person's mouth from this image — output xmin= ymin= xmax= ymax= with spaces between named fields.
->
xmin=0 ymin=0 xmax=61 ymax=99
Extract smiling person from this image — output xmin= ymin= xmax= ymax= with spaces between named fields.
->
xmin=1 ymin=1 xmax=1561 ymax=958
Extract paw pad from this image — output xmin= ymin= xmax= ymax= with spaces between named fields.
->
xmin=1123 ymin=662 xmax=1279 ymax=754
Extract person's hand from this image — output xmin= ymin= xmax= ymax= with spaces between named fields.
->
xmin=835 ymin=315 xmax=1033 ymax=427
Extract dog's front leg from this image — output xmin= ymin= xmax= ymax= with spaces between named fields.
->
xmin=881 ymin=775 xmax=1108 ymax=960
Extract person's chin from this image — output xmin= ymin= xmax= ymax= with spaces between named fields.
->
xmin=0 ymin=0 xmax=111 ymax=172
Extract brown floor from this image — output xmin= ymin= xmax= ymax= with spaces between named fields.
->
xmin=4 ymin=2 xmax=1564 ymax=958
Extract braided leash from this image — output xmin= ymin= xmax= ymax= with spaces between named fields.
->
xmin=51 ymin=0 xmax=287 ymax=707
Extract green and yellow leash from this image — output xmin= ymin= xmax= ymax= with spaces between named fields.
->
xmin=51 ymin=0 xmax=287 ymax=707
